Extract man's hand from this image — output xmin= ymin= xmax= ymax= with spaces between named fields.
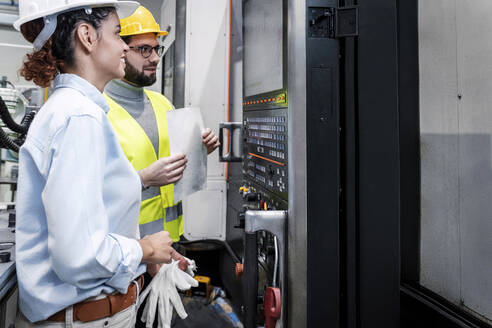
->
xmin=202 ymin=128 xmax=220 ymax=154
xmin=139 ymin=153 xmax=187 ymax=187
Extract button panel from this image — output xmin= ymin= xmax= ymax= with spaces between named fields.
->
xmin=243 ymin=109 xmax=288 ymax=200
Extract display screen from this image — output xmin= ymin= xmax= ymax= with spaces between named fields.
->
xmin=243 ymin=0 xmax=283 ymax=97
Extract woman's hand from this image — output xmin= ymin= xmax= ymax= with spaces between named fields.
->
xmin=146 ymin=263 xmax=162 ymax=277
xmin=146 ymin=250 xmax=189 ymax=274
xmin=138 ymin=231 xmax=174 ymax=264
xmin=170 ymin=249 xmax=190 ymax=271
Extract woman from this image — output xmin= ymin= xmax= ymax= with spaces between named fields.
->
xmin=14 ymin=1 xmax=180 ymax=326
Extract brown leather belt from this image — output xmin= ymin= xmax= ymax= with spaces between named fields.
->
xmin=47 ymin=275 xmax=144 ymax=323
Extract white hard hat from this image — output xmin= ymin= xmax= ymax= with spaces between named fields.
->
xmin=14 ymin=0 xmax=139 ymax=51
xmin=14 ymin=0 xmax=139 ymax=30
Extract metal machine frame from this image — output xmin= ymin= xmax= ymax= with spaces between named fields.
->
xmin=287 ymin=0 xmax=401 ymax=327
xmin=237 ymin=0 xmax=402 ymax=327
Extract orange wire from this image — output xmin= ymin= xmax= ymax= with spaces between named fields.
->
xmin=225 ymin=0 xmax=232 ymax=181
xmin=248 ymin=153 xmax=286 ymax=166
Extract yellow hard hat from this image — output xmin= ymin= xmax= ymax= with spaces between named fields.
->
xmin=120 ymin=6 xmax=168 ymax=37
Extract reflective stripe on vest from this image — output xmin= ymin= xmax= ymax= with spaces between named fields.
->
xmin=139 ymin=202 xmax=183 ymax=237
xmin=105 ymin=89 xmax=183 ymax=241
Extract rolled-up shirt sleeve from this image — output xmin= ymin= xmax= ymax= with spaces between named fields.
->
xmin=41 ymin=115 xmax=142 ymax=293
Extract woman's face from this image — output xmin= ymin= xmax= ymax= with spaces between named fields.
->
xmin=92 ymin=11 xmax=129 ymax=80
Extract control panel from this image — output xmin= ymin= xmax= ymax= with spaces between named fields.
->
xmin=242 ymin=108 xmax=288 ymax=209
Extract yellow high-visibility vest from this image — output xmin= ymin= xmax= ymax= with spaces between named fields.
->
xmin=105 ymin=89 xmax=184 ymax=241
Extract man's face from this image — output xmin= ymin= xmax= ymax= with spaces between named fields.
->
xmin=123 ymin=33 xmax=160 ymax=87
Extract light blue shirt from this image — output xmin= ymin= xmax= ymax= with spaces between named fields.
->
xmin=16 ymin=74 xmax=146 ymax=322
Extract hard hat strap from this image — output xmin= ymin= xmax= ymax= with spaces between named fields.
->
xmin=32 ymin=6 xmax=92 ymax=52
xmin=33 ymin=14 xmax=57 ymax=51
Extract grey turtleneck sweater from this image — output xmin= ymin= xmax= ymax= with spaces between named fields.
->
xmin=105 ymin=79 xmax=160 ymax=155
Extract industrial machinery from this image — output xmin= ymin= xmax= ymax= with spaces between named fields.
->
xmin=221 ymin=0 xmax=343 ymax=326
xmin=233 ymin=1 xmax=288 ymax=327
xmin=220 ymin=0 xmax=402 ymax=327
xmin=217 ymin=2 xmax=289 ymax=328
xmin=0 ymin=0 xmax=407 ymax=327
xmin=0 ymin=89 xmax=36 ymax=152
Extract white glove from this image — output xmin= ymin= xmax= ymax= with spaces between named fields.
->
xmin=166 ymin=260 xmax=199 ymax=319
xmin=158 ymin=270 xmax=173 ymax=328
xmin=138 ymin=258 xmax=198 ymax=328
xmin=184 ymin=257 xmax=197 ymax=277
xmin=138 ymin=263 xmax=172 ymax=328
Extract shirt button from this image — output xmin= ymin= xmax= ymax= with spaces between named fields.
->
xmin=104 ymin=320 xmax=109 ymax=326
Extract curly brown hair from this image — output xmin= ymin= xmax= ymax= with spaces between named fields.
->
xmin=20 ymin=19 xmax=61 ymax=88
xmin=19 ymin=7 xmax=115 ymax=88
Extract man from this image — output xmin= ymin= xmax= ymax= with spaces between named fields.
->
xmin=105 ymin=5 xmax=219 ymax=241
xmin=104 ymin=6 xmax=220 ymax=326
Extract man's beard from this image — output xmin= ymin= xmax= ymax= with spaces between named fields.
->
xmin=124 ymin=61 xmax=157 ymax=87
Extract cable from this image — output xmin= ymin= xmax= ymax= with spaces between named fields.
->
xmin=0 ymin=97 xmax=38 ymax=152
xmin=0 ymin=95 xmax=29 ymax=134
xmin=272 ymin=236 xmax=278 ymax=288
xmin=20 ymin=110 xmax=37 ymax=126
xmin=0 ymin=125 xmax=19 ymax=152
xmin=13 ymin=134 xmax=26 ymax=147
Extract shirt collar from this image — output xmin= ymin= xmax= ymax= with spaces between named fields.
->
xmin=53 ymin=74 xmax=109 ymax=113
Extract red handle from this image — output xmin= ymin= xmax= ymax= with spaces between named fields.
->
xmin=264 ymin=287 xmax=281 ymax=328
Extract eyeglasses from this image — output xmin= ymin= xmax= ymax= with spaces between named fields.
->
xmin=128 ymin=45 xmax=165 ymax=58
